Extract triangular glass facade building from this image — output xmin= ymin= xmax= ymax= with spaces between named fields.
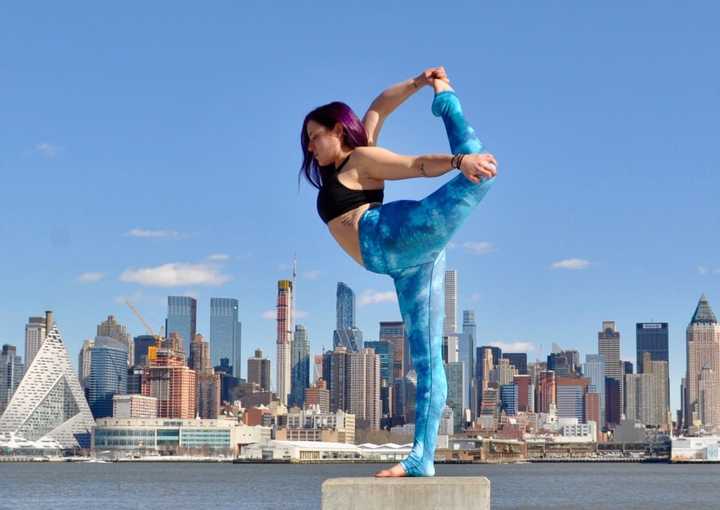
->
xmin=0 ymin=326 xmax=95 ymax=448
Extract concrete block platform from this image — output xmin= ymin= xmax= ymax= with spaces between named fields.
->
xmin=322 ymin=477 xmax=491 ymax=509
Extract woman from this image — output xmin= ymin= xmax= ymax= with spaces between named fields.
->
xmin=300 ymin=67 xmax=498 ymax=477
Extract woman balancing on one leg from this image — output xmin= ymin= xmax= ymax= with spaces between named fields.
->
xmin=300 ymin=67 xmax=498 ymax=477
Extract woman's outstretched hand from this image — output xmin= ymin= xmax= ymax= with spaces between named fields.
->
xmin=459 ymin=153 xmax=498 ymax=184
xmin=415 ymin=66 xmax=450 ymax=88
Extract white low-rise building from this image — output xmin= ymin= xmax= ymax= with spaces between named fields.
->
xmin=672 ymin=436 xmax=720 ymax=462
xmin=93 ymin=417 xmax=271 ymax=455
xmin=239 ymin=440 xmax=412 ymax=462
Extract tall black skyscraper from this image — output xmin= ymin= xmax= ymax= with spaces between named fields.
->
xmin=636 ymin=323 xmax=669 ymax=373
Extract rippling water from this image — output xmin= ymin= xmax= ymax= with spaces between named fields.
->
xmin=1 ymin=462 xmax=718 ymax=509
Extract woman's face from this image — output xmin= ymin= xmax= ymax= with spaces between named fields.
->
xmin=306 ymin=119 xmax=342 ymax=166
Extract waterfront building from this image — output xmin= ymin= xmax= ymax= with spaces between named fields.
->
xmin=0 ymin=326 xmax=94 ymax=449
xmin=93 ymin=417 xmax=270 ymax=455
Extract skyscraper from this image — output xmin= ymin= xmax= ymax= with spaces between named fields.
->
xmin=88 ymin=336 xmax=129 ymax=418
xmin=210 ymin=298 xmax=242 ymax=378
xmin=599 ymin=321 xmax=622 ymax=427
xmin=133 ymin=335 xmax=156 ymax=367
xmin=583 ymin=354 xmax=606 ymax=429
xmin=97 ymin=315 xmax=132 ymax=367
xmin=77 ymin=339 xmax=94 ymax=393
xmin=625 ymin=352 xmax=670 ymax=429
xmin=0 ymin=345 xmax=24 ymax=416
xmin=443 ymin=270 xmax=458 ymax=335
xmin=290 ymin=324 xmax=310 ymax=408
xmin=380 ymin=321 xmax=406 ymax=380
xmin=189 ymin=334 xmax=211 ymax=373
xmin=685 ymin=294 xmax=720 ymax=430
xmin=637 ymin=323 xmax=669 ymax=371
xmin=637 ymin=322 xmax=670 ymax=417
xmin=0 ymin=326 xmax=95 ymax=448
xmin=190 ymin=334 xmax=221 ymax=419
xmin=336 ymin=282 xmax=355 ymax=331
xmin=276 ymin=280 xmax=293 ymax=405
xmin=166 ymin=296 xmax=197 ymax=359
xmin=445 ymin=361 xmax=465 ymax=431
xmin=142 ymin=348 xmax=196 ymax=419
xmin=536 ymin=370 xmax=556 ymax=414
xmin=556 ymin=376 xmax=590 ymax=421
xmin=348 ymin=348 xmax=382 ymax=430
xmin=24 ymin=314 xmax=48 ymax=368
xmin=547 ymin=349 xmax=580 ymax=376
xmin=460 ymin=310 xmax=477 ymax=415
xmin=364 ymin=340 xmax=392 ymax=384
xmin=247 ymin=349 xmax=271 ymax=392
xmin=334 ymin=283 xmax=362 ymax=351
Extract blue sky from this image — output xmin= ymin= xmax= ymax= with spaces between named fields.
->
xmin=1 ymin=2 xmax=718 ymax=412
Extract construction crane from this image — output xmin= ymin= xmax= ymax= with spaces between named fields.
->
xmin=124 ymin=299 xmax=164 ymax=349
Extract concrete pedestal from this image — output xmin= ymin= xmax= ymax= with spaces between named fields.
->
xmin=322 ymin=477 xmax=491 ymax=510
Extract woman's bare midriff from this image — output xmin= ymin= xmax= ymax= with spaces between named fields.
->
xmin=327 ymin=202 xmax=381 ymax=267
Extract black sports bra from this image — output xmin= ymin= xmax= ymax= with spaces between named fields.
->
xmin=316 ymin=154 xmax=384 ymax=224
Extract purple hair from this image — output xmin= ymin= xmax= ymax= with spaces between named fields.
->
xmin=299 ymin=101 xmax=369 ymax=189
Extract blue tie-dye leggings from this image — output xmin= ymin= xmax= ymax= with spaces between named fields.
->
xmin=358 ymin=90 xmax=496 ymax=476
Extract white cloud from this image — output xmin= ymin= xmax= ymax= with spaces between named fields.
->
xmin=359 ymin=289 xmax=398 ymax=306
xmin=277 ymin=263 xmax=292 ymax=271
xmin=262 ymin=309 xmax=308 ymax=320
xmin=207 ymin=253 xmax=230 ymax=261
xmin=126 ymin=228 xmax=185 ymax=239
xmin=551 ymin=258 xmax=590 ymax=270
xmin=487 ymin=341 xmax=536 ymax=353
xmin=447 ymin=241 xmax=457 ymax=250
xmin=35 ymin=142 xmax=60 ymax=158
xmin=77 ymin=272 xmax=104 ymax=283
xmin=120 ymin=263 xmax=230 ymax=287
xmin=698 ymin=266 xmax=708 ymax=275
xmin=463 ymin=241 xmax=495 ymax=255
xmin=302 ymin=270 xmax=321 ymax=280
xmin=714 ymin=269 xmax=720 ymax=275
xmin=470 ymin=292 xmax=482 ymax=302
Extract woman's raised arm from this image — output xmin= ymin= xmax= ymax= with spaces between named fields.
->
xmin=354 ymin=146 xmax=497 ymax=183
xmin=362 ymin=67 xmax=449 ymax=146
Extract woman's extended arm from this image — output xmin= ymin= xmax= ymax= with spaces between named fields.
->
xmin=354 ymin=146 xmax=497 ymax=184
xmin=362 ymin=67 xmax=448 ymax=146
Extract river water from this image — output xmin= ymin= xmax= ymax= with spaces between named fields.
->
xmin=1 ymin=462 xmax=717 ymax=509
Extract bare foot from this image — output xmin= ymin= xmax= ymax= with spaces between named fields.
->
xmin=374 ymin=463 xmax=407 ymax=477
xmin=433 ymin=78 xmax=455 ymax=94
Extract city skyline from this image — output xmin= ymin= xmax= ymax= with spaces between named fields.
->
xmin=2 ymin=290 xmax=715 ymax=417
xmin=2 ymin=2 xmax=719 ymax=418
